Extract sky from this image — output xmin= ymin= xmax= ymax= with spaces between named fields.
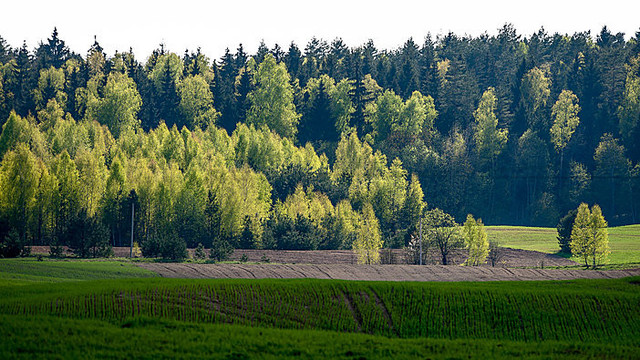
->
xmin=1 ymin=0 xmax=639 ymax=61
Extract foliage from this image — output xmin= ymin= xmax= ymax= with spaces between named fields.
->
xmin=193 ymin=243 xmax=206 ymax=260
xmin=570 ymin=203 xmax=610 ymax=268
xmin=550 ymin=90 xmax=580 ymax=155
xmin=556 ymin=209 xmax=577 ymax=254
xmin=141 ymin=231 xmax=188 ymax=261
xmin=209 ymin=238 xmax=233 ymax=262
xmin=246 ymin=54 xmax=300 ymax=138
xmin=487 ymin=239 xmax=504 ymax=267
xmin=352 ymin=203 xmax=383 ymax=264
xmin=0 ymin=27 xmax=640 ymax=256
xmin=1 ymin=271 xmax=640 ymax=351
xmin=462 ymin=214 xmax=489 ymax=266
xmin=423 ymin=208 xmax=463 ymax=265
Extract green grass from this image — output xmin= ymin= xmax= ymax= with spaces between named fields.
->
xmin=487 ymin=224 xmax=640 ymax=264
xmin=2 ymin=314 xmax=638 ymax=360
xmin=2 ymin=277 xmax=640 ymax=344
xmin=0 ymin=258 xmax=157 ymax=285
xmin=1 ymin=259 xmax=639 ymax=358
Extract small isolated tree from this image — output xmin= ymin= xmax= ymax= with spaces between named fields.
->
xmin=423 ymin=208 xmax=463 ymax=265
xmin=557 ymin=209 xmax=578 ymax=254
xmin=570 ymin=203 xmax=610 ymax=268
xmin=193 ymin=243 xmax=206 ymax=260
xmin=353 ymin=203 xmax=383 ymax=264
xmin=209 ymin=238 xmax=233 ymax=262
xmin=463 ymin=214 xmax=489 ymax=266
xmin=487 ymin=239 xmax=504 ymax=267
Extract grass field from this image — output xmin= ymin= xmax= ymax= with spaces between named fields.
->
xmin=487 ymin=224 xmax=640 ymax=265
xmin=0 ymin=258 xmax=157 ymax=285
xmin=1 ymin=259 xmax=639 ymax=358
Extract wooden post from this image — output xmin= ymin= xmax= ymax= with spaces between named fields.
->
xmin=419 ymin=217 xmax=423 ymax=265
xmin=130 ymin=202 xmax=134 ymax=258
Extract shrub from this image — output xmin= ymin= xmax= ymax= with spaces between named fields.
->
xmin=557 ymin=209 xmax=577 ymax=254
xmin=209 ymin=238 xmax=233 ymax=262
xmin=193 ymin=243 xmax=206 ymax=260
xmin=141 ymin=231 xmax=188 ymax=261
xmin=67 ymin=212 xmax=112 ymax=258
xmin=487 ymin=239 xmax=505 ymax=267
xmin=49 ymin=238 xmax=65 ymax=258
xmin=0 ymin=229 xmax=25 ymax=258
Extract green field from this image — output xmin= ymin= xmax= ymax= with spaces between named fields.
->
xmin=487 ymin=224 xmax=640 ymax=265
xmin=1 ymin=259 xmax=639 ymax=358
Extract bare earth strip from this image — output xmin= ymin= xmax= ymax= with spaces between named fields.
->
xmin=139 ymin=263 xmax=640 ymax=282
xmin=29 ymin=247 xmax=577 ymax=267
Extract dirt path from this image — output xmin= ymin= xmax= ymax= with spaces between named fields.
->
xmin=139 ymin=263 xmax=640 ymax=282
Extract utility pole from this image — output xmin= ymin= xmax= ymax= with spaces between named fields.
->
xmin=419 ymin=217 xmax=423 ymax=265
xmin=130 ymin=201 xmax=134 ymax=258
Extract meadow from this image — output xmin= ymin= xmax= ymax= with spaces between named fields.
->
xmin=486 ymin=224 xmax=640 ymax=265
xmin=1 ymin=259 xmax=639 ymax=358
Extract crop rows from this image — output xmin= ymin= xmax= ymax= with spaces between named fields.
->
xmin=2 ymin=278 xmax=639 ymax=344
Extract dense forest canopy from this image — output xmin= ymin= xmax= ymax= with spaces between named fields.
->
xmin=0 ymin=25 xmax=639 ymax=256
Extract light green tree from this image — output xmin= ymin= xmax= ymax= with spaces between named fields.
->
xmin=34 ymin=66 xmax=67 ymax=111
xmin=75 ymin=149 xmax=107 ymax=218
xmin=570 ymin=203 xmax=610 ymax=268
xmin=550 ymin=90 xmax=580 ymax=179
xmin=148 ymin=53 xmax=183 ymax=88
xmin=0 ymin=111 xmax=35 ymax=159
xmin=462 ymin=214 xmax=489 ymax=266
xmin=474 ymin=87 xmax=508 ymax=169
xmin=247 ymin=54 xmax=300 ymax=138
xmin=52 ymin=150 xmax=81 ymax=239
xmin=474 ymin=87 xmax=508 ymax=215
xmin=618 ymin=55 xmax=640 ymax=149
xmin=178 ymin=74 xmax=218 ymax=129
xmin=353 ymin=202 xmax=383 ymax=264
xmin=521 ymin=67 xmax=551 ymax=132
xmin=329 ymin=78 xmax=355 ymax=136
xmin=0 ymin=144 xmax=41 ymax=241
xmin=87 ymin=72 xmax=142 ymax=138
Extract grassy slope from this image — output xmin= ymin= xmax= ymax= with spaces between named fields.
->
xmin=1 ymin=259 xmax=639 ymax=358
xmin=0 ymin=258 xmax=157 ymax=285
xmin=487 ymin=224 xmax=640 ymax=264
xmin=2 ymin=314 xmax=638 ymax=360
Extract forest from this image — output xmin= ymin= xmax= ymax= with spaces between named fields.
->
xmin=0 ymin=25 xmax=639 ymax=258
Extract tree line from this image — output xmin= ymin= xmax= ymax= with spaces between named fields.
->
xmin=0 ymin=25 xmax=638 ymax=259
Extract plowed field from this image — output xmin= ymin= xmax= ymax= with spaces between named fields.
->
xmin=139 ymin=263 xmax=640 ymax=281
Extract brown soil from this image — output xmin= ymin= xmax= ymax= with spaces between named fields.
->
xmin=213 ymin=247 xmax=577 ymax=267
xmin=139 ymin=263 xmax=640 ymax=282
xmin=30 ymin=246 xmax=576 ymax=267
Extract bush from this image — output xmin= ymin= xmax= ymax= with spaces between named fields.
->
xmin=141 ymin=231 xmax=188 ymax=261
xmin=0 ymin=229 xmax=25 ymax=258
xmin=262 ymin=215 xmax=319 ymax=250
xmin=209 ymin=238 xmax=234 ymax=262
xmin=557 ymin=209 xmax=577 ymax=254
xmin=487 ymin=239 xmax=505 ymax=267
xmin=49 ymin=238 xmax=65 ymax=258
xmin=67 ymin=212 xmax=112 ymax=258
xmin=161 ymin=234 xmax=188 ymax=261
xmin=193 ymin=243 xmax=206 ymax=260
